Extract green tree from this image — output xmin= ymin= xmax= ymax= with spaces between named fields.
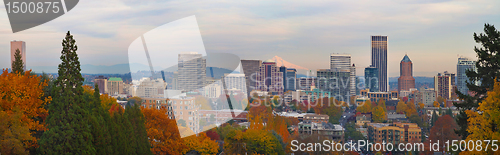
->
xmin=454 ymin=24 xmax=500 ymax=139
xmin=11 ymin=49 xmax=24 ymax=74
xmin=38 ymin=31 xmax=95 ymax=154
xmin=124 ymin=102 xmax=152 ymax=155
xmin=431 ymin=110 xmax=438 ymax=127
xmin=409 ymin=114 xmax=426 ymax=128
xmin=0 ymin=107 xmax=33 ymax=155
xmin=88 ymin=84 xmax=113 ymax=154
xmin=344 ymin=122 xmax=365 ymax=142
xmin=446 ymin=108 xmax=453 ymax=118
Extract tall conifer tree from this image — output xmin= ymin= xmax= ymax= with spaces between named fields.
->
xmin=125 ymin=102 xmax=152 ymax=155
xmin=11 ymin=49 xmax=24 ymax=74
xmin=454 ymin=24 xmax=500 ymax=139
xmin=38 ymin=31 xmax=95 ymax=154
xmin=90 ymin=84 xmax=113 ymax=154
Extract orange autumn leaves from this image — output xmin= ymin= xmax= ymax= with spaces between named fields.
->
xmin=0 ymin=70 xmax=51 ymax=149
xmin=142 ymin=106 xmax=219 ymax=155
xmin=142 ymin=107 xmax=186 ymax=154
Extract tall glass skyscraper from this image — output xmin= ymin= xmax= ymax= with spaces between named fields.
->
xmin=286 ymin=68 xmax=297 ymax=91
xmin=279 ymin=66 xmax=287 ymax=91
xmin=371 ymin=36 xmax=388 ymax=92
xmin=365 ymin=66 xmax=379 ymax=92
xmin=457 ymin=57 xmax=477 ymax=95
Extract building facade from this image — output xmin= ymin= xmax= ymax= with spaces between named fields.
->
xmin=367 ymin=123 xmax=422 ymax=144
xmin=94 ymin=76 xmax=108 ymax=94
xmin=141 ymin=98 xmax=173 ymax=119
xmin=371 ymin=36 xmax=388 ymax=92
xmin=279 ymin=66 xmax=287 ymax=91
xmin=330 ymin=53 xmax=352 ymax=70
xmin=136 ymin=78 xmax=167 ymax=98
xmin=316 ymin=69 xmax=351 ymax=103
xmin=398 ymin=55 xmax=415 ymax=93
xmin=297 ymin=77 xmax=316 ymax=91
xmin=360 ymin=89 xmax=399 ymax=103
xmin=365 ymin=66 xmax=379 ymax=92
xmin=457 ymin=57 xmax=477 ymax=95
xmin=350 ymin=64 xmax=356 ymax=95
xmin=415 ymin=88 xmax=436 ymax=106
xmin=223 ymin=73 xmax=246 ymax=94
xmin=241 ymin=60 xmax=262 ymax=94
xmin=256 ymin=59 xmax=284 ymax=95
xmin=434 ymin=71 xmax=455 ymax=99
xmin=286 ymin=68 xmax=297 ymax=91
xmin=170 ymin=96 xmax=199 ymax=133
xmin=11 ymin=41 xmax=26 ymax=71
xmin=330 ymin=53 xmax=356 ymax=96
xmin=298 ymin=122 xmax=345 ymax=142
xmin=107 ymin=77 xmax=124 ymax=95
xmin=178 ymin=52 xmax=206 ymax=91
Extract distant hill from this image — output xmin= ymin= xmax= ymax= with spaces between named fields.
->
xmin=30 ymin=63 xmax=162 ymax=74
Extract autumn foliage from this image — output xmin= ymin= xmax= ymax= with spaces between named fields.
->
xmin=0 ymin=69 xmax=51 ymax=151
xmin=183 ymin=132 xmax=219 ymax=155
xmin=463 ymin=80 xmax=500 ymax=154
xmin=142 ymin=107 xmax=187 ymax=155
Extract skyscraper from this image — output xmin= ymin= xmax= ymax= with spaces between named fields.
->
xmin=371 ymin=36 xmax=388 ymax=92
xmin=286 ymin=68 xmax=297 ymax=91
xmin=365 ymin=66 xmax=378 ymax=92
xmin=178 ymin=52 xmax=206 ymax=91
xmin=350 ymin=64 xmax=356 ymax=95
xmin=434 ymin=71 xmax=455 ymax=99
xmin=398 ymin=54 xmax=415 ymax=93
xmin=279 ymin=66 xmax=287 ymax=91
xmin=317 ymin=69 xmax=351 ymax=102
xmin=330 ymin=53 xmax=356 ymax=95
xmin=330 ymin=53 xmax=351 ymax=70
xmin=457 ymin=57 xmax=477 ymax=95
xmin=241 ymin=60 xmax=262 ymax=94
xmin=11 ymin=41 xmax=26 ymax=70
xmin=256 ymin=59 xmax=284 ymax=95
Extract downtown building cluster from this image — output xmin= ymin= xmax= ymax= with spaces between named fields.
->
xmin=8 ymin=35 xmax=479 ymax=145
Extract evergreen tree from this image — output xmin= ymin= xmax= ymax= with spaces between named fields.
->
xmin=89 ymin=84 xmax=113 ymax=154
xmin=446 ymin=108 xmax=453 ymax=117
xmin=11 ymin=49 xmax=24 ymax=74
xmin=431 ymin=110 xmax=438 ymax=127
xmin=454 ymin=24 xmax=500 ymax=139
xmin=38 ymin=31 xmax=95 ymax=154
xmin=125 ymin=102 xmax=152 ymax=155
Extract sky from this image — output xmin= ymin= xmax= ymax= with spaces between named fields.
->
xmin=0 ymin=0 xmax=499 ymax=77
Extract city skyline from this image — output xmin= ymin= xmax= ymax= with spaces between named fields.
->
xmin=0 ymin=0 xmax=498 ymax=76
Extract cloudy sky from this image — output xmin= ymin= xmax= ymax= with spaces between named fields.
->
xmin=0 ymin=0 xmax=499 ymax=77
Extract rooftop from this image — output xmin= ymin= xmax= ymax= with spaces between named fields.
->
xmin=401 ymin=54 xmax=412 ymax=62
xmin=108 ymin=77 xmax=123 ymax=82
